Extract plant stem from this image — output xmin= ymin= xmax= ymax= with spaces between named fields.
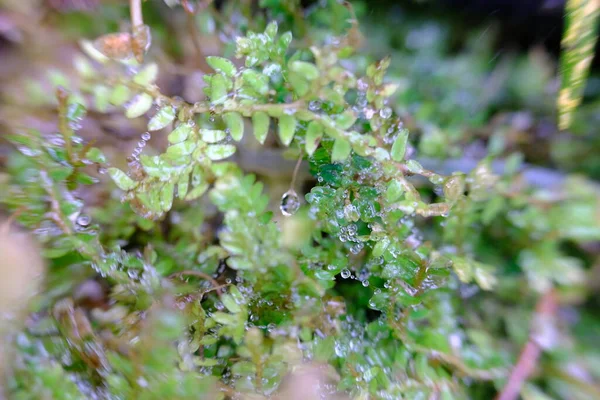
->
xmin=495 ymin=289 xmax=558 ymax=400
xmin=130 ymin=0 xmax=143 ymax=28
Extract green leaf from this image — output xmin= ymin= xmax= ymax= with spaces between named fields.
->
xmin=206 ymin=144 xmax=236 ymax=160
xmin=109 ymin=84 xmax=131 ymax=106
xmin=305 ymin=121 xmax=323 ymax=156
xmin=125 ymin=93 xmax=153 ymax=119
xmin=289 ymin=60 xmax=319 ymax=80
xmin=277 ymin=115 xmax=296 ymax=146
xmin=222 ymin=294 xmax=241 ymax=313
xmin=252 ymin=112 xmax=270 ymax=144
xmin=265 ymin=21 xmax=278 ymax=40
xmin=133 ymin=63 xmax=158 ymax=86
xmin=241 ymin=69 xmax=269 ymax=96
xmin=67 ymin=102 xmax=86 ymax=122
xmin=210 ymin=73 xmax=228 ymax=104
xmin=206 ymin=56 xmax=236 ymax=77
xmin=223 ymin=112 xmax=244 ymax=141
xmin=177 ymin=175 xmax=189 ymax=199
xmin=185 ymin=182 xmax=209 ymax=200
xmin=201 ymin=129 xmax=226 ymax=143
xmin=160 ymin=183 xmax=175 ymax=212
xmin=335 ymin=110 xmax=357 ymax=130
xmin=391 ymin=129 xmax=409 ymax=161
xmin=558 ymin=0 xmax=600 ymax=130
xmin=108 ymin=168 xmax=138 ymax=191
xmin=148 ymin=106 xmax=176 ymax=131
xmin=385 ymin=180 xmax=404 ymax=202
xmin=331 ymin=138 xmax=351 ymax=161
xmin=211 ymin=312 xmax=236 ymax=325
xmin=166 ymin=139 xmax=196 ymax=156
xmin=85 ymin=147 xmax=106 ymax=164
xmin=288 ymin=72 xmax=310 ymax=96
xmin=168 ymin=123 xmax=193 ymax=144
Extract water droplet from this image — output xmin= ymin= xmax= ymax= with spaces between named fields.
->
xmin=362 ymin=280 xmax=370 ymax=287
xmin=280 ymin=189 xmax=300 ymax=216
xmin=379 ymin=107 xmax=392 ymax=119
xmin=76 ymin=214 xmax=91 ymax=227
xmin=341 ymin=269 xmax=351 ymax=279
xmin=357 ymin=78 xmax=368 ymax=92
xmin=308 ymin=100 xmax=322 ymax=111
xmin=141 ymin=132 xmax=151 ymax=141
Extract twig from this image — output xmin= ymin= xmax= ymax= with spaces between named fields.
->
xmin=495 ymin=289 xmax=558 ymax=400
xmin=169 ymin=270 xmax=223 ymax=295
xmin=130 ymin=0 xmax=143 ymax=28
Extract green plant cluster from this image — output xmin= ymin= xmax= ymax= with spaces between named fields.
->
xmin=1 ymin=1 xmax=599 ymax=399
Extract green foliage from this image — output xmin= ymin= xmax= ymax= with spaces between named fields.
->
xmin=1 ymin=1 xmax=599 ymax=400
xmin=558 ymin=0 xmax=600 ymax=130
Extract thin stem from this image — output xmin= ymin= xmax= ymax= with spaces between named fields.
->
xmin=495 ymin=289 xmax=558 ymax=400
xmin=130 ymin=0 xmax=143 ymax=28
xmin=169 ymin=270 xmax=223 ymax=296
xmin=289 ymin=154 xmax=303 ymax=191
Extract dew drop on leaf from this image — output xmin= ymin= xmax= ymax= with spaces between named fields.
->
xmin=76 ymin=214 xmax=91 ymax=227
xmin=280 ymin=189 xmax=300 ymax=216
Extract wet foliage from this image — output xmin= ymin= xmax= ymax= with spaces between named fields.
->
xmin=0 ymin=0 xmax=599 ymax=399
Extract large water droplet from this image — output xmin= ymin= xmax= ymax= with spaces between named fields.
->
xmin=76 ymin=214 xmax=91 ymax=227
xmin=379 ymin=107 xmax=392 ymax=119
xmin=280 ymin=189 xmax=300 ymax=216
xmin=141 ymin=132 xmax=151 ymax=141
xmin=341 ymin=269 xmax=351 ymax=279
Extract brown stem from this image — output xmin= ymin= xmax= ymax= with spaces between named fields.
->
xmin=495 ymin=289 xmax=558 ymax=400
xmin=169 ymin=270 xmax=223 ymax=295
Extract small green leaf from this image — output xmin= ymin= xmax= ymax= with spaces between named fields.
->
xmin=206 ymin=56 xmax=236 ymax=77
xmin=372 ymin=237 xmax=390 ymax=258
xmin=166 ymin=139 xmax=196 ymax=156
xmin=331 ymin=138 xmax=351 ymax=161
xmin=211 ymin=312 xmax=236 ymax=325
xmin=133 ymin=63 xmax=158 ymax=86
xmin=168 ymin=123 xmax=193 ymax=144
xmin=289 ymin=60 xmax=319 ymax=80
xmin=85 ymin=147 xmax=106 ymax=164
xmin=93 ymin=85 xmax=110 ymax=112
xmin=335 ymin=110 xmax=357 ymax=130
xmin=385 ymin=179 xmax=404 ymax=202
xmin=210 ymin=73 xmax=228 ymax=104
xmin=391 ymin=129 xmax=409 ymax=161
xmin=288 ymin=72 xmax=309 ymax=96
xmin=206 ymin=144 xmax=236 ymax=160
xmin=148 ymin=106 xmax=176 ymax=131
xmin=177 ymin=175 xmax=189 ymax=199
xmin=108 ymin=168 xmax=138 ymax=191
xmin=252 ymin=112 xmax=270 ymax=144
xmin=109 ymin=84 xmax=131 ymax=106
xmin=305 ymin=121 xmax=323 ymax=156
xmin=278 ymin=115 xmax=296 ymax=146
xmin=223 ymin=112 xmax=244 ymax=141
xmin=201 ymin=129 xmax=226 ymax=143
xmin=125 ymin=93 xmax=153 ymax=119
xmin=67 ymin=102 xmax=86 ymax=122
xmin=222 ymin=294 xmax=241 ymax=313
xmin=265 ymin=21 xmax=278 ymax=40
xmin=185 ymin=182 xmax=209 ymax=200
xmin=160 ymin=183 xmax=174 ymax=212
xmin=241 ymin=70 xmax=269 ymax=96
